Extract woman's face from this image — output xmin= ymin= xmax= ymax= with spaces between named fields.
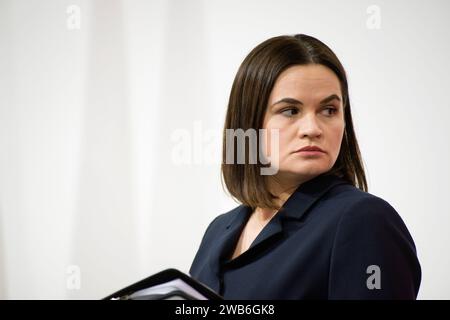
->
xmin=262 ymin=64 xmax=345 ymax=186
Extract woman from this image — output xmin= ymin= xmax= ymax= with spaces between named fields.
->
xmin=189 ymin=34 xmax=421 ymax=299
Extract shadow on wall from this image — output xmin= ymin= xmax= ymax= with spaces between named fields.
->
xmin=70 ymin=0 xmax=137 ymax=299
xmin=149 ymin=0 xmax=211 ymax=270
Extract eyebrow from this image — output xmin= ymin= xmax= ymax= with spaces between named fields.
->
xmin=271 ymin=94 xmax=342 ymax=108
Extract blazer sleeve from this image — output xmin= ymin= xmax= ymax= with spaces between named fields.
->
xmin=189 ymin=214 xmax=222 ymax=275
xmin=328 ymin=196 xmax=422 ymax=299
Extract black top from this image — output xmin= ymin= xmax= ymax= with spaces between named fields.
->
xmin=189 ymin=173 xmax=421 ymax=299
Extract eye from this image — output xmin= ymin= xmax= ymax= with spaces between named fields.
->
xmin=280 ymin=107 xmax=299 ymax=117
xmin=322 ymin=106 xmax=338 ymax=116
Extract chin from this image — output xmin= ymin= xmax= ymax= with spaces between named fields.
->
xmin=283 ymin=163 xmax=331 ymax=178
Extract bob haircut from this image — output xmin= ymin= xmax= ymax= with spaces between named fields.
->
xmin=221 ymin=34 xmax=368 ymax=210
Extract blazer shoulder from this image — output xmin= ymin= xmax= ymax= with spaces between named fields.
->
xmin=329 ymin=182 xmax=381 ymax=203
xmin=334 ymin=186 xmax=407 ymax=231
xmin=325 ymin=184 xmax=417 ymax=245
xmin=328 ymin=187 xmax=421 ymax=298
xmin=200 ymin=205 xmax=246 ymax=238
xmin=209 ymin=205 xmax=245 ymax=228
xmin=329 ymin=184 xmax=401 ymax=221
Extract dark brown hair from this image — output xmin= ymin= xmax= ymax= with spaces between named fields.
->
xmin=221 ymin=34 xmax=367 ymax=210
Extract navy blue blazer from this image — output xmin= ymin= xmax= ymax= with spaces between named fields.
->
xmin=189 ymin=173 xmax=421 ymax=299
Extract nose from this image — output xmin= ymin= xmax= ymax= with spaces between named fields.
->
xmin=297 ymin=114 xmax=322 ymax=139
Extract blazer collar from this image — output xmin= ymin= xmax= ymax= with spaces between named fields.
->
xmin=225 ymin=173 xmax=349 ymax=226
xmin=208 ymin=173 xmax=350 ymax=275
xmin=277 ymin=173 xmax=350 ymax=221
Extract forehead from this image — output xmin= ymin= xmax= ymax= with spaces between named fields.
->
xmin=268 ymin=64 xmax=341 ymax=103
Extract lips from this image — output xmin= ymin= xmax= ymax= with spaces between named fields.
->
xmin=296 ymin=146 xmax=325 ymax=153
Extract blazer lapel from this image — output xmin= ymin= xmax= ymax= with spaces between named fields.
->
xmin=207 ymin=174 xmax=350 ymax=273
xmin=207 ymin=205 xmax=251 ymax=275
xmin=279 ymin=173 xmax=350 ymax=221
xmin=246 ymin=212 xmax=283 ymax=252
xmin=238 ymin=174 xmax=348 ymax=258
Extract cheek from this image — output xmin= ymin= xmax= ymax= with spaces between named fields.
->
xmin=327 ymin=124 xmax=345 ymax=156
xmin=262 ymin=121 xmax=290 ymax=157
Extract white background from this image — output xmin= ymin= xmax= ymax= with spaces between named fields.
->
xmin=0 ymin=0 xmax=449 ymax=299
